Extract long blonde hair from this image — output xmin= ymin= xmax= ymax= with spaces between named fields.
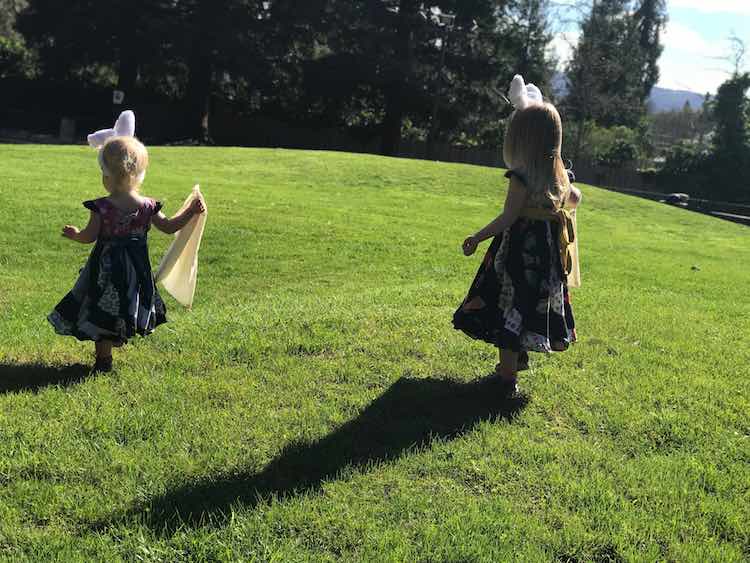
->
xmin=99 ymin=136 xmax=149 ymax=193
xmin=503 ymin=102 xmax=570 ymax=207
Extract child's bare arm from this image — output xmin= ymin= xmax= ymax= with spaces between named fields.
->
xmin=477 ymin=179 xmax=527 ymax=239
xmin=62 ymin=211 xmax=101 ymax=243
xmin=152 ymin=198 xmax=205 ymax=235
xmin=462 ymin=177 xmax=527 ymax=256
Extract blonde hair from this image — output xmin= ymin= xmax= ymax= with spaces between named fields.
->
xmin=99 ymin=136 xmax=149 ymax=193
xmin=503 ymin=102 xmax=570 ymax=207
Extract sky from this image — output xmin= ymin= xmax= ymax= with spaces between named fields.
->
xmin=549 ymin=0 xmax=750 ymax=94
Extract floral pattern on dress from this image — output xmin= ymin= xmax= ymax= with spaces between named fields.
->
xmin=98 ymin=283 xmax=121 ymax=316
xmin=48 ymin=197 xmax=167 ymax=345
xmin=453 ymin=215 xmax=576 ymax=354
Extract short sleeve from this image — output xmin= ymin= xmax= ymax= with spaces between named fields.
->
xmin=504 ymin=169 xmax=528 ymax=187
xmin=150 ymin=198 xmax=163 ymax=215
xmin=83 ymin=200 xmax=100 ymax=213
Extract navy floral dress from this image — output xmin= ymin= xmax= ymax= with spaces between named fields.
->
xmin=48 ymin=197 xmax=167 ymax=345
xmin=453 ymin=171 xmax=576 ymax=353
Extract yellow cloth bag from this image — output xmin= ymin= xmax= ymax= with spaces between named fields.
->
xmin=566 ymin=208 xmax=581 ymax=288
xmin=520 ymin=204 xmax=581 ymax=288
xmin=155 ymin=185 xmax=207 ymax=308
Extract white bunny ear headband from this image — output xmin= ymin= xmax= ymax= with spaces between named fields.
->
xmin=88 ymin=110 xmax=145 ymax=183
xmin=508 ymin=74 xmax=544 ymax=111
xmin=88 ymin=110 xmax=136 ymax=148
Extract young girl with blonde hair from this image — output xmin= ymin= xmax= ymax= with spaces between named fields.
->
xmin=48 ymin=114 xmax=204 ymax=372
xmin=453 ymin=75 xmax=581 ymax=396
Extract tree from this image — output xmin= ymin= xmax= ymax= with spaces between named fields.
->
xmin=18 ymin=0 xmax=176 ymax=91
xmin=506 ymin=0 xmax=553 ymax=89
xmin=649 ymin=101 xmax=712 ymax=153
xmin=9 ymin=0 xmax=558 ymax=151
xmin=290 ymin=0 xmax=553 ymax=155
xmin=17 ymin=0 xmax=273 ymax=137
xmin=564 ymin=0 xmax=666 ymax=137
xmin=709 ymin=72 xmax=750 ymax=184
xmin=0 ymin=0 xmax=34 ymax=79
xmin=0 ymin=0 xmax=26 ymax=36
xmin=632 ymin=0 xmax=666 ymax=100
xmin=655 ymin=73 xmax=750 ymax=201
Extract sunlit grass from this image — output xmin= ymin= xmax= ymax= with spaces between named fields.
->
xmin=0 ymin=145 xmax=749 ymax=561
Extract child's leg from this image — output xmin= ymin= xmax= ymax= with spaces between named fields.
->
xmin=94 ymin=340 xmax=114 ymax=372
xmin=495 ymin=349 xmax=519 ymax=379
xmin=95 ymin=340 xmax=113 ymax=358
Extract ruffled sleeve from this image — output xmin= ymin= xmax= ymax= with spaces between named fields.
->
xmin=504 ymin=169 xmax=528 ymax=186
xmin=83 ymin=200 xmax=100 ymax=213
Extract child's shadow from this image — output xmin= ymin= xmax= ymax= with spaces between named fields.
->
xmin=107 ymin=376 xmax=528 ymax=535
xmin=0 ymin=363 xmax=91 ymax=394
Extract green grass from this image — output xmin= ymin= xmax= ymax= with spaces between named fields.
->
xmin=0 ymin=144 xmax=749 ymax=562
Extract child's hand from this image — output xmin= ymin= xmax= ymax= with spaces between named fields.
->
xmin=462 ymin=236 xmax=479 ymax=256
xmin=189 ymin=198 xmax=205 ymax=215
xmin=62 ymin=225 xmax=80 ymax=240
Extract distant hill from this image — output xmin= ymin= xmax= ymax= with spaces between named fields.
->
xmin=550 ymin=73 xmax=705 ymax=113
xmin=647 ymin=87 xmax=705 ymax=113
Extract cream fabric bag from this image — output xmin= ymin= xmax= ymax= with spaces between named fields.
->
xmin=155 ymin=185 xmax=207 ymax=307
xmin=566 ymin=208 xmax=581 ymax=288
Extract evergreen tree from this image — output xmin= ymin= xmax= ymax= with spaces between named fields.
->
xmin=708 ymin=72 xmax=750 ymax=200
xmin=633 ymin=0 xmax=666 ymax=100
xmin=18 ymin=0 xmax=175 ymax=89
xmin=711 ymin=72 xmax=750 ymax=159
xmin=565 ymin=0 xmax=666 ymax=130
xmin=11 ymin=0 xmax=557 ymax=150
xmin=293 ymin=0 xmax=553 ymax=155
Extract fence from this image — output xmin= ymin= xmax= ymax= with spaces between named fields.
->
xmin=209 ymin=108 xmax=505 ymax=168
xmin=0 ymin=104 xmax=506 ymax=171
xmin=570 ymin=159 xmax=647 ymax=191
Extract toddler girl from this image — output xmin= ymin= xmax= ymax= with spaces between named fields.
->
xmin=453 ymin=75 xmax=580 ymax=396
xmin=48 ymin=130 xmax=204 ymax=372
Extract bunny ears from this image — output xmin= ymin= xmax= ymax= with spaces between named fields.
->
xmin=508 ymin=74 xmax=544 ymax=111
xmin=87 ymin=110 xmax=136 ymax=149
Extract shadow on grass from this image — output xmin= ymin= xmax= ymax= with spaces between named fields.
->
xmin=0 ymin=363 xmax=92 ymax=394
xmin=104 ymin=376 xmax=528 ymax=535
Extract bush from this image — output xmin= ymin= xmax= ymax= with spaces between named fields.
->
xmin=595 ymin=138 xmax=639 ymax=167
xmin=654 ymin=141 xmax=707 ymax=194
xmin=660 ymin=141 xmax=709 ymax=177
xmin=562 ymin=121 xmax=652 ymax=166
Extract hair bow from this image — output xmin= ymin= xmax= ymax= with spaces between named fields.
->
xmin=508 ymin=74 xmax=543 ymax=111
xmin=87 ymin=110 xmax=136 ymax=149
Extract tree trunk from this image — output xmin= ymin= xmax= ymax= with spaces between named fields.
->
xmin=381 ymin=86 xmax=404 ymax=156
xmin=114 ymin=1 xmax=142 ymax=117
xmin=380 ymin=0 xmax=418 ymax=156
xmin=117 ymin=54 xmax=138 ymax=96
xmin=184 ymin=52 xmax=213 ymax=142
xmin=426 ymin=31 xmax=449 ymax=160
xmin=183 ymin=0 xmax=222 ymax=143
xmin=116 ymin=31 xmax=139 ymax=118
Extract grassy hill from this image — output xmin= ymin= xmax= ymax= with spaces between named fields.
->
xmin=0 ymin=145 xmax=749 ymax=561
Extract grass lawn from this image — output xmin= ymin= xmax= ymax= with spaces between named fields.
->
xmin=0 ymin=145 xmax=749 ymax=562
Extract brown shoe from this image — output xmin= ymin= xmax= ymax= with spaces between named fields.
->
xmin=93 ymin=356 xmax=113 ymax=373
